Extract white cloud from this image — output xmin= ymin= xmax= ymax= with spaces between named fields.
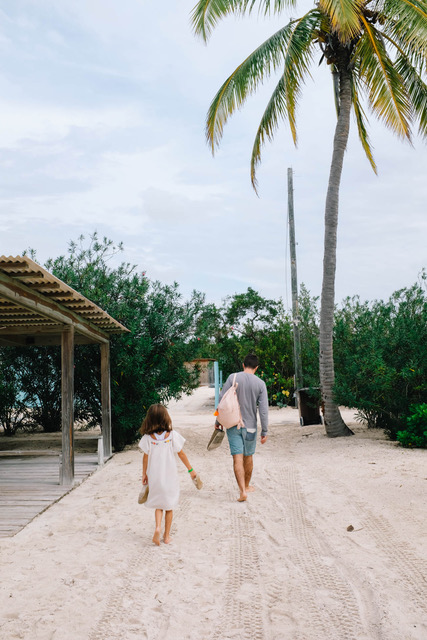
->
xmin=0 ymin=100 xmax=143 ymax=148
xmin=0 ymin=0 xmax=425 ymax=309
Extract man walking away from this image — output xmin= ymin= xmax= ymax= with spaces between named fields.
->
xmin=217 ymin=354 xmax=268 ymax=502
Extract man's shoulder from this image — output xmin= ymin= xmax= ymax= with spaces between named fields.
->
xmin=255 ymin=376 xmax=267 ymax=391
xmin=224 ymin=372 xmax=238 ymax=385
xmin=236 ymin=371 xmax=266 ymax=389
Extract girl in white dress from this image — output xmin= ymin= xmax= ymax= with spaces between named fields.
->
xmin=139 ymin=404 xmax=198 ymax=546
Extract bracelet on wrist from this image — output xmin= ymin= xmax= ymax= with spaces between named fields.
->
xmin=188 ymin=467 xmax=193 ymax=473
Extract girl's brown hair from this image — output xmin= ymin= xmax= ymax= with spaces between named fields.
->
xmin=139 ymin=404 xmax=172 ymax=436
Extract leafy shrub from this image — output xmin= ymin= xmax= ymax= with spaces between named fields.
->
xmin=193 ymin=287 xmax=296 ymax=404
xmin=0 ymin=349 xmax=27 ymax=436
xmin=333 ymin=281 xmax=427 ymax=438
xmin=298 ymin=284 xmax=320 ymax=390
xmin=0 ymin=234 xmax=205 ymax=449
xmin=14 ymin=347 xmax=63 ymax=433
xmin=396 ymin=404 xmax=427 ymax=448
xmin=258 ymin=367 xmax=293 ymax=407
xmin=46 ymin=236 xmax=205 ymax=450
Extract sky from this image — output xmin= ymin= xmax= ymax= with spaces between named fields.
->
xmin=0 ymin=0 xmax=426 ymax=310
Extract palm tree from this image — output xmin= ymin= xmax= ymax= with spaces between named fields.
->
xmin=192 ymin=0 xmax=427 ymax=437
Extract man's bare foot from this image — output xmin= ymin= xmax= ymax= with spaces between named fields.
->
xmin=152 ymin=529 xmax=161 ymax=546
xmin=163 ymin=535 xmax=172 ymax=544
xmin=237 ymin=493 xmax=247 ymax=502
xmin=246 ymin=486 xmax=255 ymax=493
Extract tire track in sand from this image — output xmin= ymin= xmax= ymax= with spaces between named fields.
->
xmin=254 ymin=457 xmax=373 ymax=640
xmin=315 ymin=471 xmax=427 ymax=629
xmin=207 ymin=466 xmax=267 ymax=640
xmin=89 ymin=497 xmax=193 ymax=640
xmin=347 ymin=493 xmax=427 ymax=617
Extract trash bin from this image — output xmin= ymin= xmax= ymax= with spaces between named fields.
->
xmin=297 ymin=387 xmax=323 ymax=426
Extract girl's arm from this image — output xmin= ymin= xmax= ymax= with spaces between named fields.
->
xmin=142 ymin=453 xmax=148 ymax=485
xmin=177 ymin=449 xmax=196 ymax=479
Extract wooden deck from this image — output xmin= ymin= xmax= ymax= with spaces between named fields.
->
xmin=0 ymin=453 xmax=99 ymax=537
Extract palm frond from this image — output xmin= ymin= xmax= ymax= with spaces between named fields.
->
xmin=395 ymin=54 xmax=427 ymax=137
xmin=205 ymin=21 xmax=297 ymax=151
xmin=381 ymin=0 xmax=427 ymax=65
xmin=317 ymin=0 xmax=365 ymax=43
xmin=283 ymin=10 xmax=321 ymax=142
xmin=191 ymin=0 xmax=296 ymax=41
xmin=191 ymin=0 xmax=243 ymax=41
xmin=249 ymin=10 xmax=321 ymax=189
xmin=351 ymin=77 xmax=378 ymax=173
xmin=356 ymin=17 xmax=412 ymax=139
xmin=250 ymin=75 xmax=288 ymax=190
xmin=374 ymin=27 xmax=426 ymax=83
xmin=254 ymin=0 xmax=298 ymax=15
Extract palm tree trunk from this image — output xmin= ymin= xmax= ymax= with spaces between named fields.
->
xmin=319 ymin=59 xmax=354 ymax=437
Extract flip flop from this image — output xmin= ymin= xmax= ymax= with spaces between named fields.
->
xmin=192 ymin=474 xmax=203 ymax=490
xmin=138 ymin=486 xmax=149 ymax=504
xmin=207 ymin=427 xmax=225 ymax=451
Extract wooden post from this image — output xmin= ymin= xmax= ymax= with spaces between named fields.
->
xmin=100 ymin=342 xmax=112 ymax=459
xmin=288 ymin=168 xmax=304 ymax=396
xmin=97 ymin=436 xmax=104 ymax=466
xmin=214 ymin=361 xmax=219 ymax=409
xmin=61 ymin=327 xmax=75 ymax=485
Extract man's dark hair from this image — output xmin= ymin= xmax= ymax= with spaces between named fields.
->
xmin=244 ymin=354 xmax=259 ymax=369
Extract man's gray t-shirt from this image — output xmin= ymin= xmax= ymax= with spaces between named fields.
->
xmin=219 ymin=371 xmax=268 ymax=436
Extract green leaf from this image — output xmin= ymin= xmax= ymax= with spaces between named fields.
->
xmin=205 ymin=21 xmax=297 ymax=150
xmin=351 ymin=76 xmax=378 ymax=173
xmin=394 ymin=54 xmax=427 ymax=138
xmin=282 ymin=10 xmax=320 ymax=143
xmin=317 ymin=0 xmax=365 ymax=43
xmin=191 ymin=0 xmax=297 ymax=41
xmin=355 ymin=20 xmax=412 ymax=139
xmin=250 ymin=75 xmax=288 ymax=190
xmin=382 ymin=0 xmax=427 ymax=62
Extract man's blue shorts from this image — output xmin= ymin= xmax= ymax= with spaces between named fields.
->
xmin=226 ymin=426 xmax=257 ymax=456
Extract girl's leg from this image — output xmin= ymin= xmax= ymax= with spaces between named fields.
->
xmin=164 ymin=510 xmax=173 ymax=544
xmin=153 ymin=509 xmax=163 ymax=546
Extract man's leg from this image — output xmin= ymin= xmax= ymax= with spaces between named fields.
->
xmin=243 ymin=455 xmax=254 ymax=492
xmin=232 ymin=454 xmax=247 ymax=502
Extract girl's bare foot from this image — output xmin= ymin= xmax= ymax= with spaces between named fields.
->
xmin=237 ymin=493 xmax=247 ymax=502
xmin=246 ymin=485 xmax=255 ymax=493
xmin=153 ymin=529 xmax=161 ymax=546
xmin=163 ymin=535 xmax=172 ymax=544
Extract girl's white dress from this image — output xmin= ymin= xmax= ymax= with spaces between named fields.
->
xmin=138 ymin=430 xmax=185 ymax=510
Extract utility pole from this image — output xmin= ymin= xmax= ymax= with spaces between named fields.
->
xmin=287 ymin=168 xmax=304 ymax=397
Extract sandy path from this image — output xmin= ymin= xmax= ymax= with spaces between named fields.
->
xmin=0 ymin=387 xmax=426 ymax=640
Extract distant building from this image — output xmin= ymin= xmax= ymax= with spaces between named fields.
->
xmin=186 ymin=358 xmax=216 ymax=386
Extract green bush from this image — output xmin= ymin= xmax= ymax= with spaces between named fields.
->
xmin=47 ymin=236 xmax=206 ymax=450
xmin=193 ymin=287 xmax=296 ymax=404
xmin=258 ymin=366 xmax=293 ymax=407
xmin=4 ymin=234 xmax=206 ymax=449
xmin=0 ymin=349 xmax=28 ymax=436
xmin=333 ymin=281 xmax=427 ymax=438
xmin=298 ymin=284 xmax=320 ymax=390
xmin=396 ymin=404 xmax=427 ymax=448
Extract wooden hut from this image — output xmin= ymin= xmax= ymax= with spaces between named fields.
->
xmin=187 ymin=358 xmax=216 ymax=386
xmin=0 ymin=255 xmax=128 ymax=485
